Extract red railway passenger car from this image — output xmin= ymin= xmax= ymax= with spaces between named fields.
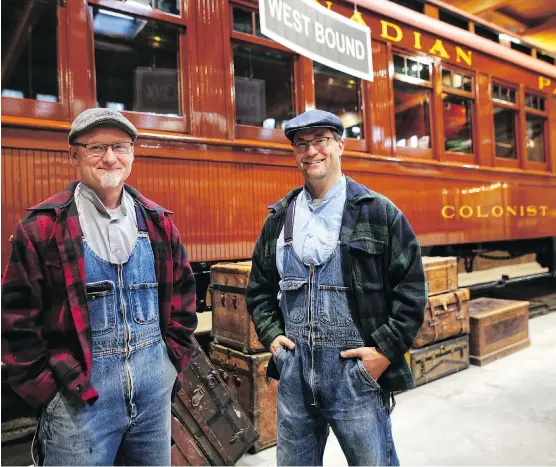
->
xmin=2 ymin=0 xmax=556 ymax=311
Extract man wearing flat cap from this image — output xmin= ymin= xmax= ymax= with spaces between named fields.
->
xmin=246 ymin=109 xmax=426 ymax=465
xmin=1 ymin=108 xmax=197 ymax=465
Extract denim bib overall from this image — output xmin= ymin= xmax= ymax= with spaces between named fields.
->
xmin=274 ymin=200 xmax=399 ymax=466
xmin=37 ymin=209 xmax=177 ymax=466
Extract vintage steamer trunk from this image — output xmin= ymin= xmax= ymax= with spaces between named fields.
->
xmin=210 ymin=343 xmax=277 ymax=453
xmin=406 ymin=335 xmax=470 ymax=387
xmin=422 ymin=256 xmax=458 ymax=296
xmin=171 ymin=338 xmax=259 ymax=465
xmin=211 ymin=261 xmax=266 ymax=354
xmin=468 ymin=298 xmax=530 ymax=366
xmin=413 ymin=288 xmax=470 ymax=348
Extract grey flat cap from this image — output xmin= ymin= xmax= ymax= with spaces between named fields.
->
xmin=284 ymin=109 xmax=344 ymax=142
xmin=69 ymin=108 xmax=138 ymax=144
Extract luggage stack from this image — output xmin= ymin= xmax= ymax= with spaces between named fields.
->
xmin=209 ymin=261 xmax=278 ymax=454
xmin=171 ymin=337 xmax=259 ymax=466
xmin=405 ymin=257 xmax=471 ymax=387
xmin=467 ymin=297 xmax=531 ymax=366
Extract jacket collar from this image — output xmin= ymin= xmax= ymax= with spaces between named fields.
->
xmin=28 ymin=181 xmax=172 ymax=214
xmin=267 ymin=176 xmax=374 ymax=214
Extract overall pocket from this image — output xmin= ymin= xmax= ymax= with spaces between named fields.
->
xmin=278 ymin=279 xmax=308 ymax=324
xmin=86 ymin=281 xmax=116 ymax=335
xmin=316 ymin=285 xmax=352 ymax=326
xmin=129 ymin=282 xmax=159 ymax=324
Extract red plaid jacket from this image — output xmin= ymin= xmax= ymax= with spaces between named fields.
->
xmin=1 ymin=182 xmax=197 ymax=409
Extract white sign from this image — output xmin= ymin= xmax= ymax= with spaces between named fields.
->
xmin=259 ymin=0 xmax=373 ymax=81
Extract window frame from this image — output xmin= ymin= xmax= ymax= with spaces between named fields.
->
xmin=491 ymin=79 xmax=520 ymax=169
xmin=230 ymin=3 xmax=297 ymax=144
xmin=523 ymin=89 xmax=549 ymax=171
xmin=312 ymin=60 xmax=368 ymax=152
xmin=1 ymin=1 xmax=71 ymax=122
xmin=440 ymin=65 xmax=477 ymax=164
xmin=87 ymin=0 xmax=190 ymax=133
xmin=391 ymin=50 xmax=435 ymax=160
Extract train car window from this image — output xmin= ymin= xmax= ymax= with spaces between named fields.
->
xmin=392 ymin=53 xmax=432 ymax=152
xmin=91 ymin=6 xmax=182 ymax=116
xmin=233 ymin=7 xmax=254 ymax=34
xmin=442 ymin=95 xmax=473 ymax=154
xmin=393 ymin=82 xmax=431 ymax=149
xmin=441 ymin=67 xmax=475 ymax=154
xmin=313 ymin=63 xmax=363 ymax=139
xmin=537 ymin=52 xmax=555 ymax=65
xmin=493 ymin=107 xmax=517 ymax=159
xmin=1 ymin=0 xmax=59 ymax=102
xmin=525 ymin=115 xmax=546 ymax=163
xmin=232 ymin=42 xmax=294 ymax=129
xmin=524 ymin=93 xmax=548 ymax=164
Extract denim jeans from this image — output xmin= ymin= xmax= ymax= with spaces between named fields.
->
xmin=275 ymin=343 xmax=399 ymax=466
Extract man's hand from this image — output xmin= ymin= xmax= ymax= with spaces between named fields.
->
xmin=341 ymin=347 xmax=390 ymax=381
xmin=270 ymin=335 xmax=295 ymax=356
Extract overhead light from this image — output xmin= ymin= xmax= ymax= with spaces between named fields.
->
xmin=125 ymin=0 xmax=153 ymax=9
xmin=499 ymin=33 xmax=521 ymax=45
xmin=93 ymin=9 xmax=148 ymax=40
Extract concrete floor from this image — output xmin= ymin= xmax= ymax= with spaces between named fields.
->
xmin=237 ymin=312 xmax=556 ymax=466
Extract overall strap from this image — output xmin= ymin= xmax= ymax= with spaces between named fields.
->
xmin=284 ymin=198 xmax=296 ymax=244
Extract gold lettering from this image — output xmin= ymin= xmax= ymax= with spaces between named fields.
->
xmin=381 ymin=20 xmax=403 ymax=42
xmin=459 ymin=206 xmax=473 ymax=218
xmin=477 ymin=206 xmax=488 ymax=218
xmin=520 ymin=206 xmax=525 ymax=216
xmin=441 ymin=205 xmax=456 ymax=219
xmin=326 ymin=1 xmax=332 ymax=9
xmin=350 ymin=11 xmax=367 ymax=25
xmin=413 ymin=31 xmax=422 ymax=50
xmin=455 ymin=47 xmax=472 ymax=66
xmin=506 ymin=206 xmax=517 ymax=216
xmin=492 ymin=205 xmax=504 ymax=217
xmin=428 ymin=39 xmax=450 ymax=59
xmin=539 ymin=205 xmax=549 ymax=216
xmin=526 ymin=206 xmax=538 ymax=216
xmin=539 ymin=76 xmax=551 ymax=90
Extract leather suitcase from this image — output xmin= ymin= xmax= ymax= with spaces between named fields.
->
xmin=413 ymin=288 xmax=470 ymax=348
xmin=210 ymin=344 xmax=277 ymax=453
xmin=171 ymin=338 xmax=259 ymax=465
xmin=210 ymin=261 xmax=266 ymax=354
xmin=406 ymin=335 xmax=470 ymax=387
xmin=422 ymin=256 xmax=458 ymax=296
xmin=468 ymin=298 xmax=530 ymax=366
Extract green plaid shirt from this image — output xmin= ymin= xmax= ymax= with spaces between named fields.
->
xmin=246 ymin=176 xmax=427 ymax=391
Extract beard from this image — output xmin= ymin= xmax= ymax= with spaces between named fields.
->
xmin=100 ymin=171 xmax=124 ymax=188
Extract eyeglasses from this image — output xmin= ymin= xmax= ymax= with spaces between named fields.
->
xmin=292 ymin=136 xmax=336 ymax=153
xmin=73 ymin=142 xmax=133 ymax=157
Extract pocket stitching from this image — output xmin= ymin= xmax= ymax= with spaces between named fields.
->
xmin=129 ymin=282 xmax=159 ymax=324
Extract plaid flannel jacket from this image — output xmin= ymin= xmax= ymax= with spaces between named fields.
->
xmin=246 ymin=176 xmax=427 ymax=391
xmin=1 ymin=181 xmax=197 ymax=409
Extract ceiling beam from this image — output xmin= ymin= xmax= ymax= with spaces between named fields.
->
xmin=442 ymin=0 xmax=513 ymax=16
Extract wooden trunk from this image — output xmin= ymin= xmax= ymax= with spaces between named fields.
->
xmin=468 ymin=298 xmax=530 ymax=366
xmin=422 ymin=256 xmax=458 ymax=296
xmin=413 ymin=289 xmax=470 ymax=348
xmin=171 ymin=338 xmax=259 ymax=465
xmin=211 ymin=261 xmax=265 ymax=354
xmin=406 ymin=335 xmax=470 ymax=387
xmin=210 ymin=344 xmax=277 ymax=454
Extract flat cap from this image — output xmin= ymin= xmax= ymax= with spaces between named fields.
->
xmin=284 ymin=109 xmax=344 ymax=142
xmin=68 ymin=108 xmax=138 ymax=144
